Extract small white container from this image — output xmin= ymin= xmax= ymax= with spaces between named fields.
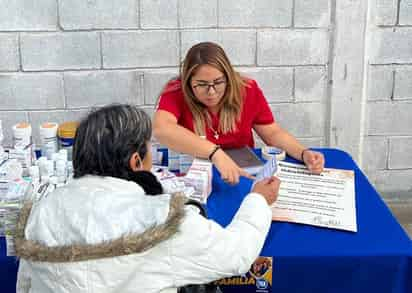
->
xmin=66 ymin=161 xmax=73 ymax=179
xmin=44 ymin=160 xmax=55 ymax=177
xmin=55 ymin=160 xmax=67 ymax=183
xmin=11 ymin=122 xmax=33 ymax=175
xmin=35 ymin=157 xmax=45 ymax=176
xmin=41 ymin=175 xmax=50 ymax=184
xmin=29 ymin=165 xmax=40 ymax=188
xmin=29 ymin=165 xmax=40 ymax=180
xmin=36 ymin=156 xmax=47 ymax=165
xmin=50 ymin=176 xmax=58 ymax=187
xmin=13 ymin=122 xmax=32 ymax=149
xmin=262 ymin=146 xmax=286 ymax=161
xmin=39 ymin=122 xmax=59 ymax=160
xmin=58 ymin=149 xmax=68 ymax=162
xmin=51 ymin=153 xmax=60 ymax=161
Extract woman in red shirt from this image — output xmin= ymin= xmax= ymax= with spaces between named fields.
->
xmin=154 ymin=42 xmax=324 ymax=184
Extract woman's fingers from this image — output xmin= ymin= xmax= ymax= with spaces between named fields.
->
xmin=239 ymin=169 xmax=255 ymax=180
xmin=222 ymin=168 xmax=243 ymax=185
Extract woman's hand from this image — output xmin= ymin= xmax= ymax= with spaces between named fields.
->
xmin=211 ymin=149 xmax=254 ymax=184
xmin=302 ymin=150 xmax=325 ymax=174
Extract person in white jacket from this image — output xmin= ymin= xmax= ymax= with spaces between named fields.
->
xmin=15 ymin=104 xmax=280 ymax=293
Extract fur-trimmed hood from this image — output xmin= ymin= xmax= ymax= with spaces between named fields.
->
xmin=14 ymin=194 xmax=186 ymax=263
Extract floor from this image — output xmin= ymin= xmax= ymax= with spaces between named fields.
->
xmin=387 ymin=201 xmax=412 ymax=240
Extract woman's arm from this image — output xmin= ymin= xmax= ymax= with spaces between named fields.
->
xmin=169 ymin=177 xmax=279 ymax=287
xmin=254 ymin=122 xmax=306 ymax=160
xmin=170 ymin=192 xmax=273 ymax=286
xmin=153 ymin=110 xmax=252 ymax=183
xmin=254 ymin=122 xmax=324 ymax=173
xmin=153 ymin=110 xmax=216 ymax=158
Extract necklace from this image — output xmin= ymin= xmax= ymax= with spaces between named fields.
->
xmin=209 ymin=125 xmax=219 ymax=140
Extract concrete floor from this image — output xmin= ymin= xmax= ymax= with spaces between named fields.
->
xmin=387 ymin=202 xmax=412 ymax=240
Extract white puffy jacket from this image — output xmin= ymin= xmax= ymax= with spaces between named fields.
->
xmin=16 ymin=175 xmax=272 ymax=293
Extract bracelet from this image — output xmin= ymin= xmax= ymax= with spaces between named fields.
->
xmin=301 ymin=148 xmax=309 ymax=162
xmin=208 ymin=145 xmax=221 ymax=161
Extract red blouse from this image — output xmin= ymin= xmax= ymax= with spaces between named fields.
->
xmin=157 ymin=79 xmax=274 ymax=149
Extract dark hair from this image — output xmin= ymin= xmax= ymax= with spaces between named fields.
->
xmin=73 ymin=104 xmax=152 ymax=180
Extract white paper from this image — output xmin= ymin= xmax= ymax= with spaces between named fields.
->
xmin=253 ymin=156 xmax=277 ymax=185
xmin=272 ymin=161 xmax=357 ymax=232
xmin=179 ymin=153 xmax=193 ymax=174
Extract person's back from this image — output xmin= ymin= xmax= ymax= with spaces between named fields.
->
xmin=17 ymin=175 xmax=182 ymax=292
xmin=16 ymin=104 xmax=280 ymax=293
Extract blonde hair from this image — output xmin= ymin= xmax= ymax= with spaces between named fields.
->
xmin=180 ymin=42 xmax=246 ymax=136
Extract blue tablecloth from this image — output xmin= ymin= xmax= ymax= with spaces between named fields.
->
xmin=1 ymin=148 xmax=411 ymax=293
xmin=0 ymin=240 xmax=18 ymax=293
xmin=207 ymin=148 xmax=412 ymax=293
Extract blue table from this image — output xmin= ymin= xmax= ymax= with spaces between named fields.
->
xmin=207 ymin=148 xmax=412 ymax=293
xmin=0 ymin=239 xmax=18 ymax=293
xmin=1 ymin=148 xmax=411 ymax=293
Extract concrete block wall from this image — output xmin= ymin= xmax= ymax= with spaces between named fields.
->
xmin=0 ymin=0 xmax=410 ymax=199
xmin=0 ymin=0 xmax=330 ymax=150
xmin=364 ymin=0 xmax=412 ymax=196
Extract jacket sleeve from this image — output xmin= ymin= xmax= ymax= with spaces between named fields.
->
xmin=16 ymin=259 xmax=32 ymax=293
xmin=170 ymin=192 xmax=272 ymax=287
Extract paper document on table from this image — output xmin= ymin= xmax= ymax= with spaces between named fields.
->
xmin=272 ymin=161 xmax=357 ymax=232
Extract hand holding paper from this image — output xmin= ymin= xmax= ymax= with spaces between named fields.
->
xmin=252 ymin=176 xmax=280 ymax=205
xmin=253 ymin=156 xmax=278 ymax=184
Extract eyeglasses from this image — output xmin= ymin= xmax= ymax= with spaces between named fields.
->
xmin=193 ymin=79 xmax=227 ymax=95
